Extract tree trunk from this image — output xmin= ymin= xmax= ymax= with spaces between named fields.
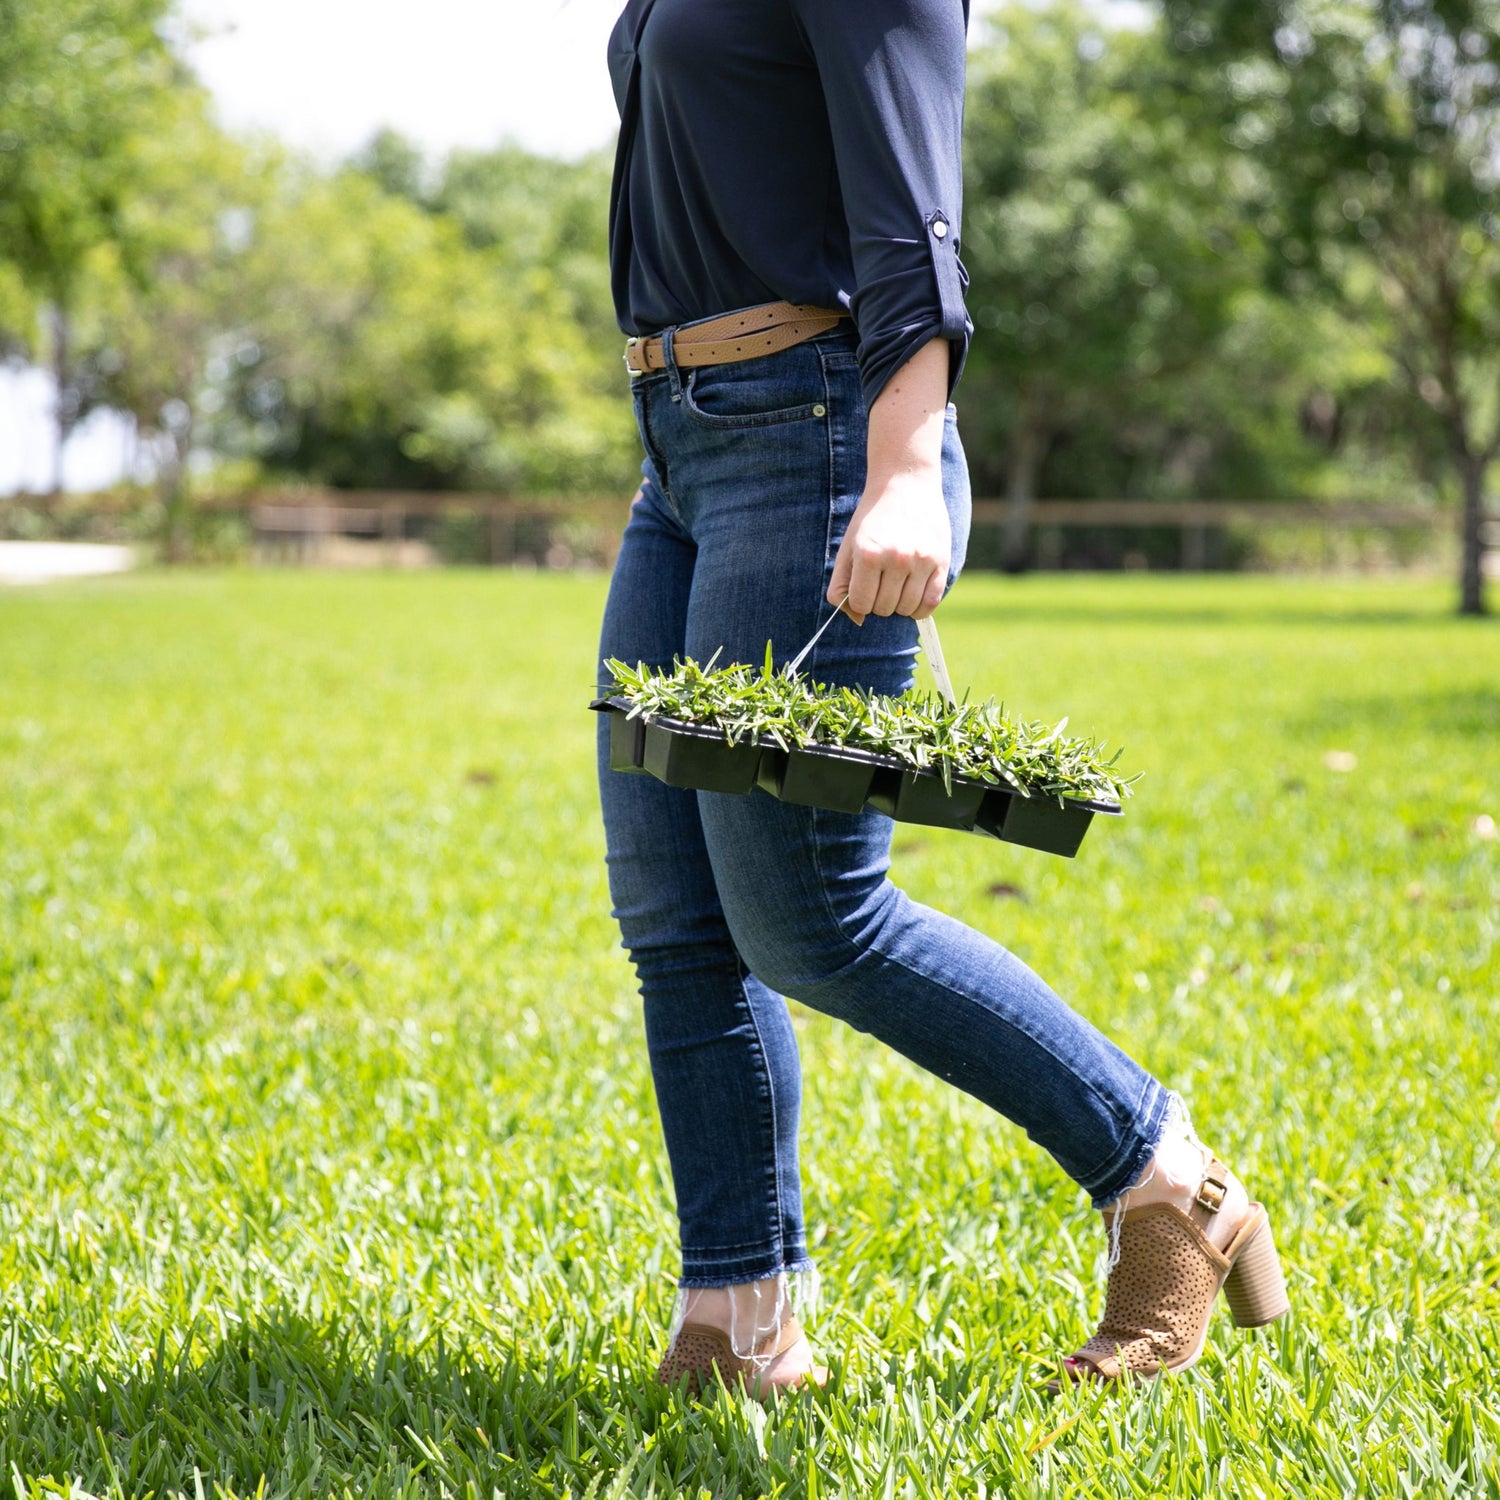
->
xmin=1457 ymin=453 xmax=1488 ymax=616
xmin=160 ymin=432 xmax=193 ymax=565
xmin=48 ymin=304 xmax=69 ymax=502
xmin=1001 ymin=403 xmax=1048 ymax=573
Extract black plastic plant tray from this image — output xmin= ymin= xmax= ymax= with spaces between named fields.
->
xmin=591 ymin=698 xmax=1120 ymax=857
xmin=611 ymin=707 xmax=649 ymax=774
xmin=591 ymin=696 xmax=769 ymax=797
xmin=592 ymin=695 xmax=651 ymax=774
xmin=756 ymin=742 xmax=897 ymax=814
xmin=974 ymin=786 xmax=1123 ymax=858
xmin=643 ymin=717 xmax=762 ymax=794
xmin=864 ymin=767 xmax=989 ymax=831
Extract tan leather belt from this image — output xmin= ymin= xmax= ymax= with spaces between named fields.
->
xmin=624 ymin=300 xmax=849 ymax=375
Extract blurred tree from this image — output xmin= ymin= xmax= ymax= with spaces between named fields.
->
xmin=431 ymin=140 xmax=618 ymax=336
xmin=71 ymin=90 xmax=268 ymax=558
xmin=1156 ymin=0 xmax=1500 ymax=613
xmin=217 ymin=158 xmax=635 ymax=495
xmin=427 ymin=141 xmax=629 ymax=485
xmin=0 ymin=260 xmax=35 ymax=363
xmin=961 ymin=3 xmax=1266 ymax=567
xmin=0 ymin=0 xmax=183 ymax=494
xmin=349 ymin=127 xmax=430 ymax=204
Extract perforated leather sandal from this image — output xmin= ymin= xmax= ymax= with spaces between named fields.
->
xmin=656 ymin=1314 xmax=829 ymax=1400
xmin=1059 ymin=1157 xmax=1291 ymax=1385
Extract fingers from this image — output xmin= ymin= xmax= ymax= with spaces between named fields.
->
xmin=895 ymin=567 xmax=932 ymax=620
xmin=835 ymin=551 xmax=946 ymax=621
xmin=871 ymin=568 xmax=907 ymax=620
xmin=852 ymin=556 xmax=944 ymax=619
xmin=910 ymin=565 xmax=948 ymax=621
xmin=844 ymin=548 xmax=882 ymax=621
xmin=827 ymin=545 xmax=866 ymax=624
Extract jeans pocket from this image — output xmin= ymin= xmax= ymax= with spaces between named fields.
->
xmin=678 ymin=362 xmax=827 ymax=429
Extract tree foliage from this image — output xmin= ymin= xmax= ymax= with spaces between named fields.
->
xmin=213 ymin=144 xmax=635 ymax=494
xmin=961 ymin=5 xmax=1267 ymax=563
xmin=0 ymin=0 xmax=179 ymax=310
xmin=958 ymin=3 xmax=1416 ymax=569
xmin=1153 ymin=0 xmax=1499 ymax=609
xmin=0 ymin=0 xmax=187 ymax=489
xmin=67 ymin=87 xmax=268 ymax=554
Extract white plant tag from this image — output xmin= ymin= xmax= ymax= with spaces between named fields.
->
xmin=917 ymin=614 xmax=957 ymax=708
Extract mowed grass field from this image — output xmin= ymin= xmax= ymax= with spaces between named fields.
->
xmin=0 ymin=568 xmax=1497 ymax=1498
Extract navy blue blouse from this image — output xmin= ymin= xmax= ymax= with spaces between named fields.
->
xmin=606 ymin=0 xmax=973 ymax=412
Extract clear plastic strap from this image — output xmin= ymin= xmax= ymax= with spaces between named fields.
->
xmin=786 ymin=592 xmax=852 ymax=678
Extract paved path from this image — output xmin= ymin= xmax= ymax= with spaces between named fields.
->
xmin=0 ymin=541 xmax=137 ymax=585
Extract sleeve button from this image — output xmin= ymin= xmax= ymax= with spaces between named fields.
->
xmin=932 ymin=220 xmax=948 ymax=238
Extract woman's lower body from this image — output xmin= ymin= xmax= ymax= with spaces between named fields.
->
xmin=595 ymin=321 xmax=1286 ymax=1390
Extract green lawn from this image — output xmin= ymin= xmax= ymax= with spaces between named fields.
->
xmin=1 ymin=569 xmax=1496 ymax=1498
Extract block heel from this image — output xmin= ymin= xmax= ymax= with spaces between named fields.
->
xmin=1222 ymin=1209 xmax=1290 ymax=1328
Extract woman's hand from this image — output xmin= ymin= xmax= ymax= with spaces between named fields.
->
xmin=828 ymin=467 xmax=950 ymax=622
xmin=827 ymin=335 xmax=953 ymax=623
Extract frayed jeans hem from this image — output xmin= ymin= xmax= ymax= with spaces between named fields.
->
xmin=678 ymin=1252 xmax=815 ymax=1289
xmin=1083 ymin=1079 xmax=1172 ymax=1210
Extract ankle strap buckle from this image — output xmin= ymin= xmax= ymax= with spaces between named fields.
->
xmin=1196 ymin=1168 xmax=1228 ymax=1214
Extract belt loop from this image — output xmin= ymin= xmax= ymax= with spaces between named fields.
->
xmin=661 ymin=325 xmax=684 ymax=402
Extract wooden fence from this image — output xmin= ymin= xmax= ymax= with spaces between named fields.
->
xmin=225 ymin=490 xmax=1496 ymax=571
xmin=227 ymin=490 xmax=626 ymax=567
xmin=970 ymin=499 xmax=1497 ymax=570
xmin=21 ymin=488 xmax=1496 ymax=570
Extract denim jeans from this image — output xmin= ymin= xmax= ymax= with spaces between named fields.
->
xmin=596 ymin=318 xmax=1169 ymax=1288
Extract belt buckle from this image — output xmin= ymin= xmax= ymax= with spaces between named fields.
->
xmin=624 ymin=337 xmax=645 ymax=377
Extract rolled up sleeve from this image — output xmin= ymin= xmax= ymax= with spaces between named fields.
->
xmin=791 ymin=0 xmax=973 ymax=411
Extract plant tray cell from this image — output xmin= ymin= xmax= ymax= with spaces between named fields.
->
xmin=974 ymin=788 xmax=1122 ymax=858
xmin=642 ymin=718 xmax=761 ymax=795
xmin=865 ymin=768 xmax=988 ymax=831
xmin=757 ymin=744 xmax=894 ymax=814
xmin=610 ymin=709 xmax=649 ymax=775
xmin=590 ymin=696 xmax=651 ymax=775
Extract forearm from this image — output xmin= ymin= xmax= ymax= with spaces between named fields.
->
xmin=865 ymin=336 xmax=950 ymax=489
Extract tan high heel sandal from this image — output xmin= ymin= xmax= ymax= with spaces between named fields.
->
xmin=657 ymin=1315 xmax=829 ymax=1400
xmin=1060 ymin=1157 xmax=1291 ymax=1384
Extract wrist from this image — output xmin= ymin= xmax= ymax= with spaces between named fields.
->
xmin=859 ymin=462 xmax=944 ymax=505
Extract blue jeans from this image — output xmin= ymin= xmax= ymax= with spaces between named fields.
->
xmin=596 ymin=319 xmax=1168 ymax=1288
